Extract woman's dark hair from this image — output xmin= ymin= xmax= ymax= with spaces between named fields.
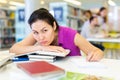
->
xmin=84 ymin=10 xmax=92 ymax=17
xmin=99 ymin=7 xmax=106 ymax=13
xmin=89 ymin=16 xmax=97 ymax=23
xmin=28 ymin=8 xmax=59 ymax=31
xmin=97 ymin=7 xmax=107 ymax=23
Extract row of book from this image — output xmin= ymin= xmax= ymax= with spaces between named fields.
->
xmin=0 ymin=37 xmax=15 ymax=48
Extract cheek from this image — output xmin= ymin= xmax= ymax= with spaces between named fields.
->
xmin=33 ymin=35 xmax=39 ymax=41
xmin=101 ymin=12 xmax=105 ymax=16
xmin=46 ymin=31 xmax=55 ymax=42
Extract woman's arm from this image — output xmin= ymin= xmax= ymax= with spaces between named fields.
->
xmin=9 ymin=33 xmax=66 ymax=55
xmin=74 ymin=33 xmax=104 ymax=61
xmin=9 ymin=33 xmax=40 ymax=55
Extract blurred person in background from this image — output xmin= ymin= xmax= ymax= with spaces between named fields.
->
xmin=83 ymin=10 xmax=92 ymax=21
xmin=81 ymin=16 xmax=106 ymax=51
xmin=80 ymin=10 xmax=93 ymax=33
xmin=97 ymin=7 xmax=109 ymax=33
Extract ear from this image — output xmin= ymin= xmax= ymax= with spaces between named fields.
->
xmin=53 ymin=21 xmax=57 ymax=31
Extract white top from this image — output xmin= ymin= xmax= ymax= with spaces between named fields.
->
xmin=97 ymin=16 xmax=104 ymax=25
xmin=81 ymin=22 xmax=104 ymax=38
xmin=97 ymin=16 xmax=110 ymax=32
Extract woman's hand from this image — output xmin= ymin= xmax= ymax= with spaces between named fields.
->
xmin=40 ymin=46 xmax=66 ymax=53
xmin=87 ymin=49 xmax=104 ymax=62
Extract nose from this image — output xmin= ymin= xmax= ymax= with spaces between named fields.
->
xmin=38 ymin=34 xmax=44 ymax=40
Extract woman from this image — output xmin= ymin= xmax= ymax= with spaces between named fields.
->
xmin=97 ymin=7 xmax=109 ymax=32
xmin=97 ymin=7 xmax=107 ymax=24
xmin=83 ymin=10 xmax=92 ymax=21
xmin=10 ymin=8 xmax=103 ymax=61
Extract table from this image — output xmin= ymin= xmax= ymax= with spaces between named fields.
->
xmin=87 ymin=38 xmax=120 ymax=59
xmin=87 ymin=38 xmax=120 ymax=43
xmin=0 ymin=56 xmax=120 ymax=80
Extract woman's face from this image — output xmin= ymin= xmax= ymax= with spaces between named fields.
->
xmin=85 ymin=12 xmax=91 ymax=18
xmin=31 ymin=20 xmax=56 ymax=46
xmin=100 ymin=9 xmax=107 ymax=17
xmin=91 ymin=17 xmax=98 ymax=26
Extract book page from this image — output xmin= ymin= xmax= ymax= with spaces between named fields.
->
xmin=16 ymin=49 xmax=70 ymax=57
xmin=70 ymin=58 xmax=107 ymax=69
xmin=36 ymin=49 xmax=70 ymax=57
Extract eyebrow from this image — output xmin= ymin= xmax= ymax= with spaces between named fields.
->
xmin=32 ymin=30 xmax=37 ymax=32
xmin=32 ymin=27 xmax=47 ymax=32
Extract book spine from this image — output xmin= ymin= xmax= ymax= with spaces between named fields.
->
xmin=29 ymin=58 xmax=55 ymax=63
xmin=12 ymin=57 xmax=29 ymax=62
xmin=28 ymin=55 xmax=55 ymax=59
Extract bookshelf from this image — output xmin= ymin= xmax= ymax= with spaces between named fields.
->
xmin=0 ymin=9 xmax=15 ymax=49
xmin=15 ymin=7 xmax=25 ymax=42
xmin=49 ymin=2 xmax=84 ymax=32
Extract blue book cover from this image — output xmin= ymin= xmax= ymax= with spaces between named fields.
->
xmin=12 ymin=55 xmax=29 ymax=62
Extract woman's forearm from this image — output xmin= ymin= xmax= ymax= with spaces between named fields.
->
xmin=9 ymin=44 xmax=42 ymax=55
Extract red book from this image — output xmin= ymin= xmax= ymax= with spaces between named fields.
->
xmin=17 ymin=61 xmax=65 ymax=78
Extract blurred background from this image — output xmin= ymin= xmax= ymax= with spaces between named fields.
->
xmin=0 ymin=0 xmax=120 ymax=59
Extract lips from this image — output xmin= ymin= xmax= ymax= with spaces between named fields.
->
xmin=40 ymin=41 xmax=47 ymax=45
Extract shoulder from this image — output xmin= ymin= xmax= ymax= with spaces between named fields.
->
xmin=58 ymin=26 xmax=77 ymax=40
xmin=59 ymin=26 xmax=77 ymax=34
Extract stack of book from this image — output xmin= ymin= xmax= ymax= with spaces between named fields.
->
xmin=27 ymin=49 xmax=70 ymax=62
xmin=28 ymin=53 xmax=56 ymax=62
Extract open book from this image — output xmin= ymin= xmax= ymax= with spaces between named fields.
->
xmin=17 ymin=49 xmax=70 ymax=57
xmin=0 ymin=53 xmax=15 ymax=67
xmin=28 ymin=49 xmax=70 ymax=57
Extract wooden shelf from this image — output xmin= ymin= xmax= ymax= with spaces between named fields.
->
xmin=0 ymin=8 xmax=15 ymax=49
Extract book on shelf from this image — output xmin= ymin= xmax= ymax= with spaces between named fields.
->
xmin=17 ymin=61 xmax=65 ymax=79
xmin=0 ymin=9 xmax=15 ymax=49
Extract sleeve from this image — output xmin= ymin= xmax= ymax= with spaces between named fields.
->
xmin=63 ymin=27 xmax=77 ymax=45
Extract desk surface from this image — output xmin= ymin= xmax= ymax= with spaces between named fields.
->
xmin=87 ymin=38 xmax=120 ymax=43
xmin=0 ymin=56 xmax=120 ymax=80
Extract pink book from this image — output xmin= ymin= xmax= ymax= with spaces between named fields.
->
xmin=17 ymin=61 xmax=65 ymax=78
